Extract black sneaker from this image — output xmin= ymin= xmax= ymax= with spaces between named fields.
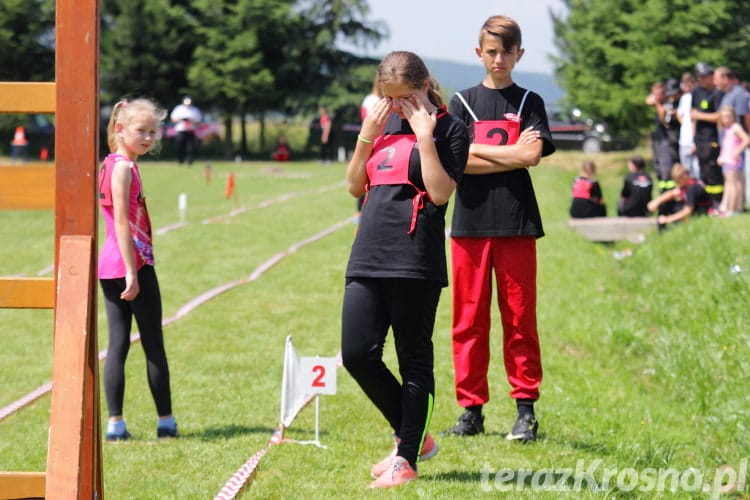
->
xmin=506 ymin=414 xmax=538 ymax=442
xmin=157 ymin=425 xmax=179 ymax=439
xmin=442 ymin=409 xmax=484 ymax=436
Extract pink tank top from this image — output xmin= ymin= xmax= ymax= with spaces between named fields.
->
xmin=97 ymin=153 xmax=154 ymax=279
xmin=717 ymin=125 xmax=744 ymax=168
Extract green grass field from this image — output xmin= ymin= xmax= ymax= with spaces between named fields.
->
xmin=1 ymin=150 xmax=748 ymax=499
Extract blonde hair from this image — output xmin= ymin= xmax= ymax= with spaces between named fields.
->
xmin=719 ymin=104 xmax=736 ymax=118
xmin=479 ymin=15 xmax=522 ymax=51
xmin=670 ymin=163 xmax=689 ymax=180
xmin=377 ymin=51 xmax=444 ymax=108
xmin=580 ymin=160 xmax=597 ymax=178
xmin=107 ymin=97 xmax=167 ymax=154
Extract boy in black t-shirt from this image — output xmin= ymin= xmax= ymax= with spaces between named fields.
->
xmin=647 ymin=163 xmax=713 ymax=226
xmin=444 ymin=15 xmax=555 ymax=443
xmin=617 ymin=155 xmax=654 ymax=217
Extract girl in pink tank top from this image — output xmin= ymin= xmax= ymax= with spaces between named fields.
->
xmin=98 ymin=97 xmax=178 ymax=441
xmin=717 ymin=105 xmax=750 ymax=215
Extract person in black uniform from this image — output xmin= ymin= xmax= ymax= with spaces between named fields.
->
xmin=569 ymin=160 xmax=607 ymax=218
xmin=617 ymin=154 xmax=653 ymax=217
xmin=341 ymin=50 xmax=469 ymax=488
xmin=690 ymin=62 xmax=725 ymax=205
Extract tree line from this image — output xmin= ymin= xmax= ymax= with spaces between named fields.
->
xmin=1 ymin=0 xmax=385 ymax=155
xmin=3 ymin=0 xmax=750 ymax=149
xmin=552 ymin=0 xmax=750 ymax=133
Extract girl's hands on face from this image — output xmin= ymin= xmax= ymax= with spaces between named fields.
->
xmin=398 ymin=92 xmax=436 ymax=138
xmin=360 ymin=97 xmax=393 ymax=140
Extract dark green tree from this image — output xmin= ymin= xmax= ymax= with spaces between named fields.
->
xmin=100 ymin=0 xmax=196 ymax=107
xmin=188 ymin=0 xmax=384 ymax=155
xmin=0 ymin=0 xmax=55 ymax=82
xmin=551 ymin=0 xmax=748 ymax=134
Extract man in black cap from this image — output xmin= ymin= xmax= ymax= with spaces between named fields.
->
xmin=690 ymin=62 xmax=724 ymax=206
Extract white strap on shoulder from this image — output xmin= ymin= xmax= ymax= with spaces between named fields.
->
xmin=517 ymin=89 xmax=531 ymax=118
xmin=453 ymin=92 xmax=479 ymax=122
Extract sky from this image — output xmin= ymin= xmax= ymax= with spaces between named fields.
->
xmin=342 ymin=0 xmax=568 ymax=75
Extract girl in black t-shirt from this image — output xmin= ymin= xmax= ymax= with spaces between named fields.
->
xmin=341 ymin=51 xmax=469 ymax=489
xmin=570 ymin=160 xmax=607 ymax=218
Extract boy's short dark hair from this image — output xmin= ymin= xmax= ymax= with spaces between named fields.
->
xmin=480 ymin=15 xmax=522 ymax=51
xmin=629 ymin=154 xmax=645 ymax=170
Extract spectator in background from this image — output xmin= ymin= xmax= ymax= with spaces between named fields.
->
xmin=647 ymin=163 xmax=713 ymax=227
xmin=716 ymin=105 xmax=749 ymax=215
xmin=271 ymin=134 xmax=290 ymax=162
xmin=617 ymin=154 xmax=653 ymax=217
xmin=361 ymin=77 xmax=382 ymax=121
xmin=357 ymin=78 xmax=382 ymax=213
xmin=646 ymin=79 xmax=681 ymax=202
xmin=170 ymin=96 xmax=202 ymax=166
xmin=319 ymin=106 xmax=333 ymax=164
xmin=691 ymin=62 xmax=724 ymax=206
xmin=569 ymin=160 xmax=607 ymax=218
xmin=676 ymin=72 xmax=699 ymax=179
xmin=715 ymin=66 xmax=750 ymax=211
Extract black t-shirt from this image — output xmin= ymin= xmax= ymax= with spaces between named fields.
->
xmin=692 ymin=86 xmax=724 ymax=144
xmin=619 ymin=171 xmax=653 ymax=216
xmin=682 ymin=180 xmax=712 ymax=215
xmin=448 ymin=83 xmax=555 ymax=238
xmin=345 ymin=113 xmax=469 ymax=286
xmin=569 ymin=177 xmax=606 ymax=218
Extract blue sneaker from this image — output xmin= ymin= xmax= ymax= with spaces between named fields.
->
xmin=106 ymin=419 xmax=131 ymax=442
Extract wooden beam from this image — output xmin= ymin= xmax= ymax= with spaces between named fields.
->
xmin=46 ymin=236 xmax=101 ymax=499
xmin=54 ymin=1 xmax=100 ymax=246
xmin=0 ymin=277 xmax=55 ymax=309
xmin=0 ymin=471 xmax=46 ymax=500
xmin=0 ymin=82 xmax=55 ymax=114
xmin=0 ymin=165 xmax=54 ymax=210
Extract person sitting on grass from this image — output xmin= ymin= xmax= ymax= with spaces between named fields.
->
xmin=271 ymin=134 xmax=291 ymax=162
xmin=647 ymin=162 xmax=713 ymax=227
xmin=617 ymin=154 xmax=653 ymax=217
xmin=569 ymin=160 xmax=607 ymax=218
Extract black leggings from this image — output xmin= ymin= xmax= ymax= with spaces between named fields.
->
xmin=341 ymin=277 xmax=440 ymax=467
xmin=100 ymin=265 xmax=172 ymax=417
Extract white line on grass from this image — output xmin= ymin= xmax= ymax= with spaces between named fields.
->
xmin=0 ymin=215 xmax=355 ymax=421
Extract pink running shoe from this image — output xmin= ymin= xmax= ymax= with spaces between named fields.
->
xmin=370 ymin=433 xmax=438 ymax=478
xmin=369 ymin=457 xmax=417 ymax=488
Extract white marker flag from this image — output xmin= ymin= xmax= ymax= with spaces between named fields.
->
xmin=279 ymin=336 xmax=338 ymax=427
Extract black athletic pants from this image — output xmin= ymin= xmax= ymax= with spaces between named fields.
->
xmin=341 ymin=277 xmax=440 ymax=467
xmin=176 ymin=130 xmax=197 ymax=165
xmin=100 ymin=265 xmax=173 ymax=417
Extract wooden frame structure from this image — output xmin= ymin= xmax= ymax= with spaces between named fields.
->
xmin=0 ymin=0 xmax=103 ymax=498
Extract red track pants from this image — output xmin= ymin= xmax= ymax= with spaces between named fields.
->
xmin=450 ymin=236 xmax=542 ymax=405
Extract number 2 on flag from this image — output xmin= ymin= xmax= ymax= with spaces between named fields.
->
xmin=301 ymin=357 xmax=337 ymax=395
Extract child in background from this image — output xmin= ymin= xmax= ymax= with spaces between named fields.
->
xmin=617 ymin=154 xmax=653 ymax=217
xmin=98 ymin=97 xmax=178 ymax=441
xmin=569 ymin=160 xmax=607 ymax=218
xmin=716 ymin=105 xmax=749 ymax=215
xmin=271 ymin=134 xmax=290 ymax=161
xmin=647 ymin=163 xmax=713 ymax=226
